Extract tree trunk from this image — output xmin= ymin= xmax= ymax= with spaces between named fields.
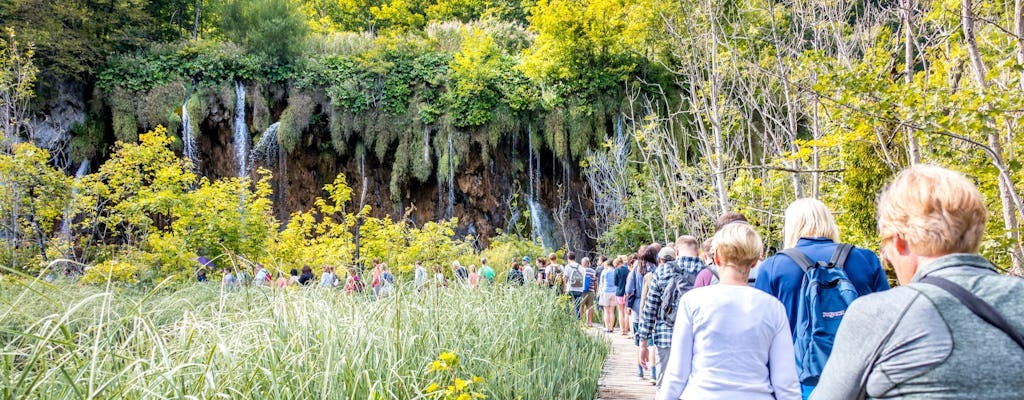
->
xmin=904 ymin=0 xmax=922 ymax=164
xmin=963 ymin=0 xmax=1024 ymax=273
xmin=193 ymin=0 xmax=202 ymax=40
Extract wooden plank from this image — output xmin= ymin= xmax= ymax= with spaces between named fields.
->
xmin=591 ymin=325 xmax=657 ymax=400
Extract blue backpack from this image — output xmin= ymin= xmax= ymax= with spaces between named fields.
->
xmin=779 ymin=244 xmax=857 ymax=386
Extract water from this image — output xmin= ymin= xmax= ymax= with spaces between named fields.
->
xmin=247 ymin=122 xmax=286 ymax=219
xmin=181 ymin=94 xmax=199 ymax=174
xmin=248 ymin=122 xmax=280 ymax=171
xmin=525 ymin=126 xmax=560 ymax=250
xmin=528 ymin=198 xmax=560 ymax=251
xmin=446 ymin=133 xmax=455 ymax=218
xmin=59 ymin=159 xmax=90 ymax=241
xmin=234 ymin=82 xmax=249 ymax=177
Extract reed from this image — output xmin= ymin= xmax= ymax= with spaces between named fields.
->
xmin=0 ymin=280 xmax=607 ymax=399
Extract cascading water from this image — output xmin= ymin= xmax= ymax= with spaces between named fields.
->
xmin=248 ymin=122 xmax=280 ymax=171
xmin=233 ymin=82 xmax=249 ymax=177
xmin=181 ymin=94 xmax=199 ymax=173
xmin=246 ymin=122 xmax=286 ymax=219
xmin=525 ymin=126 xmax=559 ymax=250
xmin=59 ymin=159 xmax=90 ymax=241
xmin=446 ymin=133 xmax=455 ymax=218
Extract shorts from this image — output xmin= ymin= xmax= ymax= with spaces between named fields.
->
xmin=615 ymin=296 xmax=626 ymax=305
xmin=599 ymin=292 xmax=616 ymax=306
xmin=581 ymin=292 xmax=595 ymax=308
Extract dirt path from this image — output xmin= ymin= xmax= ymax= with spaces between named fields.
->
xmin=592 ymin=325 xmax=657 ymax=400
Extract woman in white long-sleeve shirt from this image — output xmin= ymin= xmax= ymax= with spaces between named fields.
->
xmin=658 ymin=223 xmax=800 ymax=400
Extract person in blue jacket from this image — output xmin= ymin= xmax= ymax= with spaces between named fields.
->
xmin=755 ymin=198 xmax=890 ymax=398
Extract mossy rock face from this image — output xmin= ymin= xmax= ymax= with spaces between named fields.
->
xmin=251 ymin=83 xmax=271 ymax=135
xmin=277 ymin=91 xmax=316 ymax=153
xmin=109 ymin=87 xmax=138 ymax=143
xmin=136 ymin=82 xmax=186 ymax=133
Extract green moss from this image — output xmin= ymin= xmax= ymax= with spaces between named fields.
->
xmin=251 ymin=83 xmax=270 ymax=134
xmin=544 ymin=107 xmax=567 ymax=160
xmin=185 ymin=90 xmax=203 ymax=139
xmin=390 ymin=139 xmax=411 ymax=203
xmin=329 ymin=106 xmax=348 ymax=155
xmin=109 ymin=88 xmax=139 ymax=143
xmin=411 ymin=126 xmax=433 ymax=182
xmin=277 ymin=91 xmax=315 ymax=152
xmin=136 ymin=82 xmax=186 ymax=133
xmin=69 ymin=118 xmax=104 ymax=161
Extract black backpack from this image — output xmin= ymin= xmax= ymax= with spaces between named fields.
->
xmin=658 ymin=260 xmax=704 ymax=327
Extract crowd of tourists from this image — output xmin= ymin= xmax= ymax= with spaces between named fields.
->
xmin=598 ymin=165 xmax=1024 ymax=399
xmin=199 ymin=165 xmax=1024 ymax=399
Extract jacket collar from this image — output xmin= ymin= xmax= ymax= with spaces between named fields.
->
xmin=796 ymin=237 xmax=835 ymax=246
xmin=912 ymin=253 xmax=997 ymax=282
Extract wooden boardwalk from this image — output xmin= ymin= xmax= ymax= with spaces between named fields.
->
xmin=592 ymin=325 xmax=657 ymax=400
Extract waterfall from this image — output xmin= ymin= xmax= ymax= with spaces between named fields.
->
xmin=248 ymin=122 xmax=280 ymax=171
xmin=181 ymin=94 xmax=199 ymax=174
xmin=526 ymin=126 xmax=544 ymax=249
xmin=446 ymin=132 xmax=455 ymax=218
xmin=528 ymin=125 xmax=535 ymax=202
xmin=59 ymin=160 xmax=90 ymax=242
xmin=233 ymin=82 xmax=249 ymax=177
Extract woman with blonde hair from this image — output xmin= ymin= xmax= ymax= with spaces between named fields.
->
xmin=812 ymin=165 xmax=1024 ymax=399
xmin=658 ymin=223 xmax=799 ymax=400
xmin=754 ymin=198 xmax=889 ymax=397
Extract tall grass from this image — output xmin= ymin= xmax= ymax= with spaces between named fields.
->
xmin=0 ymin=281 xmax=608 ymax=399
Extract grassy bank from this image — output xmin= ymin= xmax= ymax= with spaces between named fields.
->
xmin=0 ymin=280 xmax=608 ymax=399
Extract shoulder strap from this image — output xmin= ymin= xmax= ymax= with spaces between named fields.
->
xmin=779 ymin=249 xmax=816 ymax=272
xmin=920 ymin=275 xmax=1024 ymax=350
xmin=829 ymin=244 xmax=855 ymax=269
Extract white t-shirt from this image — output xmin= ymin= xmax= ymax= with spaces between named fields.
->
xmin=657 ymin=285 xmax=800 ymax=400
xmin=565 ymin=262 xmax=585 ymax=292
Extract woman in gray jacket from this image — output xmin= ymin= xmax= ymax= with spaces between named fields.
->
xmin=811 ymin=165 xmax=1024 ymax=399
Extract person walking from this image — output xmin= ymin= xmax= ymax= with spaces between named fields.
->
xmin=658 ymin=223 xmax=799 ymax=400
xmin=600 ymin=257 xmax=620 ymax=332
xmin=638 ymin=237 xmax=706 ymax=389
xmin=468 ymin=265 xmax=481 ymax=289
xmin=320 ymin=265 xmax=339 ymax=288
xmin=452 ymin=260 xmax=468 ymax=285
xmin=522 ymin=257 xmax=535 ymax=283
xmin=506 ymin=262 xmax=524 ymax=285
xmin=479 ymin=258 xmax=495 ymax=285
xmin=755 ymin=198 xmax=890 ymax=397
xmin=580 ymin=257 xmax=598 ymax=325
xmin=298 ymin=265 xmax=315 ymax=286
xmin=812 ymin=165 xmax=1024 ymax=399
xmin=629 ymin=253 xmax=653 ymax=380
xmin=614 ymin=255 xmax=631 ymax=335
xmin=414 ymin=261 xmax=428 ymax=292
xmin=371 ymin=259 xmax=384 ymax=297
xmin=221 ymin=267 xmax=236 ymax=289
xmin=563 ymin=251 xmax=587 ymax=319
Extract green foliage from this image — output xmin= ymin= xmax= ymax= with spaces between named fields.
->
xmin=0 ymin=143 xmax=74 ymax=266
xmin=269 ymin=173 xmax=361 ymax=272
xmin=69 ymin=117 xmax=106 ymax=161
xmin=0 ymin=28 xmax=38 ymax=138
xmin=277 ymin=91 xmax=317 ymax=152
xmin=219 ymin=0 xmax=310 ymax=63
xmin=0 ymin=0 xmax=155 ymax=80
xmin=597 ymin=219 xmax=650 ymax=257
xmin=108 ymin=87 xmax=139 ymax=143
xmin=359 ymin=217 xmax=474 ymax=275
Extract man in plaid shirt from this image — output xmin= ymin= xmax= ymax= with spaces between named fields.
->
xmin=638 ymin=236 xmax=706 ymax=389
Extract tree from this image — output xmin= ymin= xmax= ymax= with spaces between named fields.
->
xmin=219 ymin=0 xmax=310 ymax=62
xmin=0 ymin=28 xmax=37 ymax=140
